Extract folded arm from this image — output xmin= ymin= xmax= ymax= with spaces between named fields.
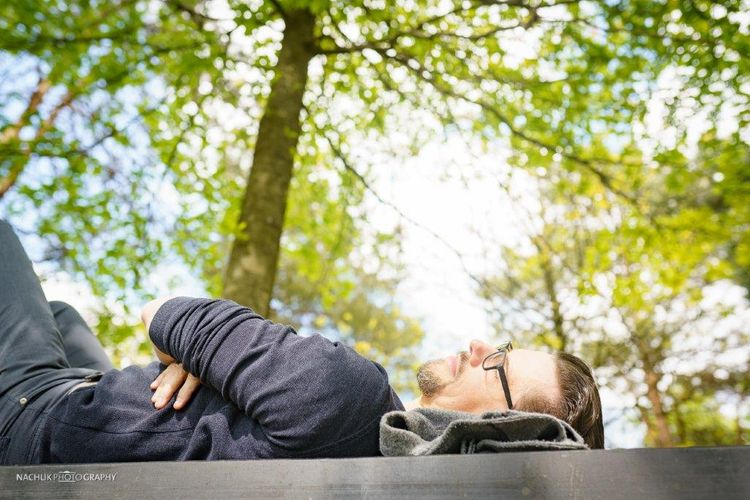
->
xmin=142 ymin=297 xmax=399 ymax=450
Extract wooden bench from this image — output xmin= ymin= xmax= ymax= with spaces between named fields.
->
xmin=1 ymin=446 xmax=748 ymax=499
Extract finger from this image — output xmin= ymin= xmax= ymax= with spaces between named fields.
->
xmin=173 ymin=375 xmax=201 ymax=410
xmin=150 ymin=369 xmax=166 ymax=390
xmin=151 ymin=364 xmax=188 ymax=409
xmin=153 ymin=363 xmax=186 ymax=397
xmin=152 ymin=370 xmax=186 ymax=409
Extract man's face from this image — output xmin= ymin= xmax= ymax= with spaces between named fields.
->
xmin=416 ymin=339 xmax=561 ymax=413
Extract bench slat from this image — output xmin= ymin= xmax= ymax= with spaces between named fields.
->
xmin=1 ymin=447 xmax=748 ymax=499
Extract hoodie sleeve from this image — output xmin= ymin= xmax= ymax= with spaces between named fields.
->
xmin=148 ymin=297 xmax=401 ymax=451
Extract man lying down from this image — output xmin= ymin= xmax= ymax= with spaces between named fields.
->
xmin=0 ymin=220 xmax=603 ymax=464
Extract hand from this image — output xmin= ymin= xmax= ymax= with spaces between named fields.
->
xmin=150 ymin=363 xmax=201 ymax=410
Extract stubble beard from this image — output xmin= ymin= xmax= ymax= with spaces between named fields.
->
xmin=416 ymin=352 xmax=469 ymax=398
xmin=416 ymin=360 xmax=446 ymax=398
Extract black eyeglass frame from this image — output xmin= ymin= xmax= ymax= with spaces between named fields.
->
xmin=481 ymin=341 xmax=514 ymax=410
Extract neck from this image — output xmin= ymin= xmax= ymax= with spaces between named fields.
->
xmin=403 ymin=399 xmax=423 ymax=410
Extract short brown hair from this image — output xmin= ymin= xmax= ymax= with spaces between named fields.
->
xmin=515 ymin=352 xmax=605 ymax=448
xmin=554 ymin=352 xmax=605 ymax=448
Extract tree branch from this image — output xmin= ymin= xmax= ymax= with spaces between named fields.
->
xmin=0 ymin=76 xmax=51 ymax=143
xmin=268 ymin=0 xmax=288 ymax=20
xmin=0 ymin=78 xmax=73 ymax=198
xmin=318 ymin=0 xmax=579 ymax=54
xmin=374 ymin=47 xmax=644 ymax=209
xmin=318 ymin=122 xmax=490 ymax=292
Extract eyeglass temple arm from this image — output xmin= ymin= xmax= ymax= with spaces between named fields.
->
xmin=497 ymin=368 xmax=513 ymax=409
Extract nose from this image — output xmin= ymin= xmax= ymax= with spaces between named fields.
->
xmin=469 ymin=339 xmax=495 ymax=366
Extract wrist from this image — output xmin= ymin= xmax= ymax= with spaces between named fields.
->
xmin=154 ymin=345 xmax=176 ymax=365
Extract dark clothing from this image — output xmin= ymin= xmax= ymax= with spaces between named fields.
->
xmin=0 ymin=221 xmax=110 ymax=464
xmin=40 ymin=297 xmax=403 ymax=462
xmin=0 ymin=221 xmax=403 ymax=464
xmin=49 ymin=301 xmax=114 ymax=372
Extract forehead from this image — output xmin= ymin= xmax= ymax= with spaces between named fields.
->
xmin=506 ymin=348 xmax=558 ymax=389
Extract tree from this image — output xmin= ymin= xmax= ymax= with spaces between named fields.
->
xmin=2 ymin=0 xmax=748 ymax=410
xmin=0 ymin=0 xmax=217 ymax=350
xmin=478 ymin=164 xmax=749 ymax=447
xmin=176 ymin=0 xmax=750 ymax=317
xmin=0 ymin=0 xmax=425 ymax=371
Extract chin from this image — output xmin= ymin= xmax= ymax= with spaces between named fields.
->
xmin=416 ymin=360 xmax=450 ymax=397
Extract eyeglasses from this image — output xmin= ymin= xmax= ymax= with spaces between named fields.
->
xmin=481 ymin=341 xmax=513 ymax=410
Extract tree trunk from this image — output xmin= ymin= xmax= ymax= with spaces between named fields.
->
xmin=736 ymin=401 xmax=745 ymax=445
xmin=644 ymin=368 xmax=675 ymax=447
xmin=222 ymin=9 xmax=316 ymax=315
xmin=541 ymin=256 xmax=567 ymax=352
xmin=674 ymin=401 xmax=687 ymax=444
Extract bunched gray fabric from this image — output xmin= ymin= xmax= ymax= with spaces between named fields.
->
xmin=380 ymin=408 xmax=588 ymax=456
